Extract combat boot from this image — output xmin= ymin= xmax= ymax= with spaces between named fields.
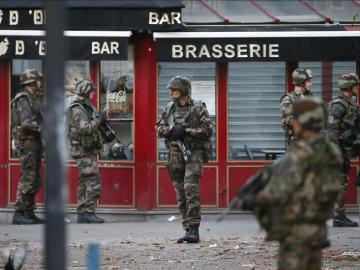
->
xmin=77 ymin=213 xmax=105 ymax=224
xmin=344 ymin=216 xmax=358 ymax=227
xmin=25 ymin=210 xmax=45 ymax=224
xmin=12 ymin=211 xmax=36 ymax=225
xmin=333 ymin=216 xmax=358 ymax=227
xmin=177 ymin=229 xmax=189 ymax=244
xmin=185 ymin=226 xmax=200 ymax=243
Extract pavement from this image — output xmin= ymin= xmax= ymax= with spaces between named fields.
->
xmin=0 ymin=214 xmax=360 ymax=270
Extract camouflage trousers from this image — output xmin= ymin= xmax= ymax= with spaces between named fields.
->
xmin=333 ymin=155 xmax=350 ymax=218
xmin=15 ymin=138 xmax=42 ymax=211
xmin=167 ymin=147 xmax=203 ymax=229
xmin=278 ymin=241 xmax=322 ymax=270
xmin=75 ymin=154 xmax=101 ymax=213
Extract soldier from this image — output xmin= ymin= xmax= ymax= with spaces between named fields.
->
xmin=11 ymin=69 xmax=45 ymax=225
xmin=280 ymin=68 xmax=313 ymax=147
xmin=241 ymin=99 xmax=342 ymax=270
xmin=326 ymin=73 xmax=360 ymax=227
xmin=67 ymin=79 xmax=105 ymax=223
xmin=157 ymin=76 xmax=213 ymax=243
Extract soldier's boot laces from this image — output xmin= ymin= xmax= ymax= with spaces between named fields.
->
xmin=333 ymin=216 xmax=358 ymax=227
xmin=185 ymin=227 xmax=200 ymax=243
xmin=26 ymin=210 xmax=46 ymax=224
xmin=12 ymin=211 xmax=36 ymax=225
xmin=176 ymin=229 xmax=189 ymax=244
xmin=77 ymin=213 xmax=105 ymax=224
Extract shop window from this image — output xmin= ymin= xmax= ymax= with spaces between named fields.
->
xmin=332 ymin=62 xmax=356 ymax=99
xmin=10 ymin=60 xmax=43 ymax=158
xmin=228 ymin=62 xmax=285 ymax=160
xmin=99 ymin=47 xmax=134 ymax=161
xmin=157 ymin=62 xmax=217 ymax=161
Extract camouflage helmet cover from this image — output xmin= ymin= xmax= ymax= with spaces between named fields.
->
xmin=166 ymin=76 xmax=192 ymax=96
xmin=337 ymin=73 xmax=360 ymax=90
xmin=292 ymin=68 xmax=314 ymax=85
xmin=20 ymin=69 xmax=42 ymax=85
xmin=74 ymin=79 xmax=96 ymax=96
xmin=292 ymin=99 xmax=326 ymax=131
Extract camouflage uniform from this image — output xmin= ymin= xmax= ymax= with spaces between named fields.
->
xmin=325 ymin=73 xmax=360 ymax=227
xmin=157 ymin=99 xmax=212 ymax=228
xmin=157 ymin=77 xmax=213 ymax=237
xmin=11 ymin=70 xmax=44 ymax=213
xmin=256 ymin=100 xmax=343 ymax=270
xmin=67 ymin=80 xmax=103 ymax=215
xmin=280 ymin=68 xmax=313 ymax=146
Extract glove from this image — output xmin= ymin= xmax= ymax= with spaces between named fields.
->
xmin=169 ymin=125 xmax=186 ymax=141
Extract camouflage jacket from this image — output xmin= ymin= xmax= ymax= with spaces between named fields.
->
xmin=326 ymin=95 xmax=360 ymax=156
xmin=256 ymin=134 xmax=343 ymax=244
xmin=157 ymin=98 xmax=213 ymax=151
xmin=280 ymin=91 xmax=312 ymax=146
xmin=67 ymin=99 xmax=102 ymax=157
xmin=11 ymin=89 xmax=43 ymax=141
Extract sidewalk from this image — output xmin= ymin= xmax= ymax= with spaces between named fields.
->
xmin=1 ymin=214 xmax=359 ymax=269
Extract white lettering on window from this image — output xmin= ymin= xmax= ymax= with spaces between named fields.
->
xmin=15 ymin=40 xmax=24 ymax=55
xmin=38 ymin=40 xmax=46 ymax=55
xmin=9 ymin=10 xmax=19 ymax=25
xmin=92 ymin=42 xmax=100 ymax=54
xmin=171 ymin=12 xmax=181 ymax=24
xmin=172 ymin=44 xmax=183 ymax=58
xmin=185 ymin=45 xmax=197 ymax=58
xmin=262 ymin=44 xmax=267 ymax=57
xmin=212 ymin=44 xmax=222 ymax=58
xmin=224 ymin=44 xmax=235 ymax=58
xmin=269 ymin=44 xmax=279 ymax=58
xmin=237 ymin=44 xmax=248 ymax=58
xmin=249 ymin=44 xmax=261 ymax=58
xmin=33 ymin=10 xmax=43 ymax=25
xmin=110 ymin=42 xmax=119 ymax=54
xmin=159 ymin=13 xmax=170 ymax=25
xmin=149 ymin=12 xmax=159 ymax=25
xmin=198 ymin=45 xmax=210 ymax=58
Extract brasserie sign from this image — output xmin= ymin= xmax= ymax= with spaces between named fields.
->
xmin=155 ymin=32 xmax=360 ymax=62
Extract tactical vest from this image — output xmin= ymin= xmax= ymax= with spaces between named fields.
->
xmin=256 ymin=141 xmax=341 ymax=241
xmin=328 ymin=96 xmax=360 ymax=149
xmin=11 ymin=90 xmax=42 ymax=139
xmin=67 ymin=101 xmax=101 ymax=154
xmin=165 ymin=100 xmax=212 ymax=163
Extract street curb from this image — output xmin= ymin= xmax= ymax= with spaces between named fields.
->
xmin=0 ymin=207 xmax=358 ymax=224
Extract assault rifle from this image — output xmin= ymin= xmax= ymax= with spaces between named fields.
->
xmin=217 ymin=171 xmax=265 ymax=222
xmin=175 ymin=134 xmax=192 ymax=162
xmin=167 ymin=109 xmax=192 ymax=162
xmin=82 ymin=102 xmax=116 ymax=143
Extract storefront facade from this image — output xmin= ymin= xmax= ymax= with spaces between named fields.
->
xmin=0 ymin=0 xmax=359 ymax=212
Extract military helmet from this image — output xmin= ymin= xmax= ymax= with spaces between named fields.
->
xmin=166 ymin=76 xmax=192 ymax=96
xmin=292 ymin=99 xmax=326 ymax=131
xmin=110 ymin=142 xmax=126 ymax=159
xmin=292 ymin=68 xmax=314 ymax=85
xmin=20 ymin=69 xmax=42 ymax=85
xmin=74 ymin=79 xmax=96 ymax=96
xmin=337 ymin=73 xmax=360 ymax=90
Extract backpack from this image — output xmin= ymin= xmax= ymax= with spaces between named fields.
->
xmin=165 ymin=100 xmax=212 ymax=163
xmin=10 ymin=92 xmax=31 ymax=138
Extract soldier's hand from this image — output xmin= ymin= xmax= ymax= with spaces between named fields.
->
xmin=169 ymin=125 xmax=186 ymax=141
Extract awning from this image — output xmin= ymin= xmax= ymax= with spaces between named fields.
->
xmin=0 ymin=0 xmax=184 ymax=31
xmin=0 ymin=30 xmax=131 ymax=60
xmin=154 ymin=25 xmax=360 ymax=62
xmin=182 ymin=0 xmax=360 ymax=24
